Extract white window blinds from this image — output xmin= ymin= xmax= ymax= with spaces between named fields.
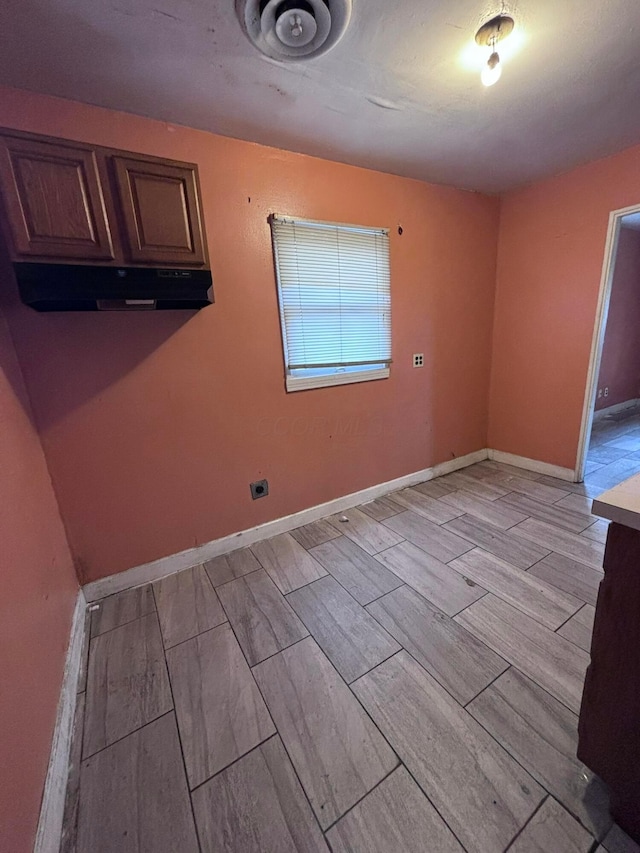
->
xmin=270 ymin=215 xmax=391 ymax=391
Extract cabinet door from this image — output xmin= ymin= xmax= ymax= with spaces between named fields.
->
xmin=112 ymin=156 xmax=207 ymax=266
xmin=0 ymin=135 xmax=114 ymax=260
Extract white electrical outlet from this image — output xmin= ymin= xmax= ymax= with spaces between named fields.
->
xmin=604 ymin=387 xmax=609 ymax=397
xmin=597 ymin=389 xmax=603 ymax=398
xmin=413 ymin=353 xmax=424 ymax=368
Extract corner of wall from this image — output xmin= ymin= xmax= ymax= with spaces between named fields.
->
xmin=0 ymin=253 xmax=79 ymax=851
xmin=484 ymin=191 xmax=505 ymax=450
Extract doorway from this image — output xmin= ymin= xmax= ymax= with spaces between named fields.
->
xmin=576 ymin=204 xmax=640 ymax=490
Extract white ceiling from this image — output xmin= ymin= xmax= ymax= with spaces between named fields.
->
xmin=2 ymin=0 xmax=640 ymax=192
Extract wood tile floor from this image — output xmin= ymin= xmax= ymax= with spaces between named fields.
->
xmin=586 ymin=407 xmax=640 ymax=489
xmin=61 ymin=455 xmax=640 ymax=853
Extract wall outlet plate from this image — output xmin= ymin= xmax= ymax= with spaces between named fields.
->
xmin=250 ymin=479 xmax=269 ymax=499
xmin=413 ymin=353 xmax=424 ymax=367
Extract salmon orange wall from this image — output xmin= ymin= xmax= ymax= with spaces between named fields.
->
xmin=594 ymin=226 xmax=640 ymax=410
xmin=0 ymin=86 xmax=500 ymax=582
xmin=489 ymin=143 xmax=640 ymax=470
xmin=0 ymin=288 xmax=78 ymax=850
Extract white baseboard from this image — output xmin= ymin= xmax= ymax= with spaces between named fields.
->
xmin=84 ymin=446 xmax=580 ymax=602
xmin=488 ymin=449 xmax=576 ymax=482
xmin=84 ymin=448 xmax=489 ymax=601
xmin=592 ymin=398 xmax=640 ymax=421
xmin=35 ymin=589 xmax=86 ymax=853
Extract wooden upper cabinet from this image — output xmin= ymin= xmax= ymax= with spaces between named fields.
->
xmin=0 ymin=130 xmax=210 ymax=269
xmin=112 ymin=156 xmax=207 ymax=266
xmin=0 ymin=135 xmax=114 ymax=260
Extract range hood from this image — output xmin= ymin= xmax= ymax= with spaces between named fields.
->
xmin=14 ymin=263 xmax=214 ymax=311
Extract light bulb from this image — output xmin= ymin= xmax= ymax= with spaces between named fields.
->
xmin=481 ymin=50 xmax=502 ymax=86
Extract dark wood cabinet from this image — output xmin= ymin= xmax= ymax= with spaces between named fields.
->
xmin=0 ymin=136 xmax=114 ymax=260
xmin=578 ymin=520 xmax=640 ymax=843
xmin=112 ymin=156 xmax=206 ymax=266
xmin=0 ymin=130 xmax=209 ymax=269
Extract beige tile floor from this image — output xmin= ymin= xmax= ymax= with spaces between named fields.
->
xmin=60 ymin=442 xmax=640 ymax=852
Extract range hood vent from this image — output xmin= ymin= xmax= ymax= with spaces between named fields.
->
xmin=14 ymin=263 xmax=214 ymax=312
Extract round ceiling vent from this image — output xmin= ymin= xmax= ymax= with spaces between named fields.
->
xmin=237 ymin=0 xmax=352 ymax=61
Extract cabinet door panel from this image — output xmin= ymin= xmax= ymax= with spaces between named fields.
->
xmin=113 ymin=157 xmax=206 ymax=266
xmin=0 ymin=136 xmax=114 ymax=260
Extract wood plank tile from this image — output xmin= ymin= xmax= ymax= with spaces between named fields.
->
xmin=326 ymin=766 xmax=463 ymax=853
xmin=90 ymin=585 xmax=155 ymax=637
xmin=385 ymin=486 xmax=463 ymax=524
xmin=77 ymin=608 xmax=91 ymax=694
xmin=604 ymin=435 xmax=640 ymax=452
xmin=287 ymin=576 xmax=400 ymax=682
xmin=216 ymin=568 xmax=308 ymax=665
xmin=459 ymin=462 xmax=502 ymax=480
xmin=581 ymin=519 xmax=610 ymax=543
xmin=192 ymin=736 xmax=328 ymax=853
xmin=588 ymin=445 xmax=631 ymax=464
xmin=586 ymin=458 xmax=640 ymax=490
xmin=253 ymin=637 xmax=398 ymax=829
xmin=251 ymin=533 xmax=327 ymax=594
xmin=609 ymin=414 xmax=640 ymax=427
xmin=556 ymin=493 xmax=601 ymax=514
xmin=203 ymin=548 xmax=262 ymax=587
xmin=358 ymin=495 xmax=404 ymax=521
xmin=467 ymin=668 xmax=612 ymax=839
xmin=528 ymin=552 xmax=602 ymax=606
xmin=538 ymin=476 xmax=599 ymax=497
xmin=383 ymin=509 xmax=474 ymax=563
xmin=486 ymin=472 xmax=570 ymax=504
xmin=587 ymin=467 xmax=635 ymax=495
xmin=478 ymin=460 xmax=542 ymax=480
xmin=83 ymin=613 xmax=172 ymax=758
xmin=60 ymin=692 xmax=85 ymax=853
xmin=166 ymin=622 xmax=275 ymax=788
xmin=328 ymin=507 xmax=404 ymax=555
xmin=374 ymin=540 xmax=486 ymax=616
xmin=557 ymin=604 xmax=596 ymax=652
xmin=77 ymin=714 xmax=199 ymax=853
xmin=511 ymin=517 xmax=605 ymax=571
xmin=153 ymin=565 xmax=226 ymax=649
xmin=352 ymin=651 xmax=544 ymax=853
xmin=439 ymin=489 xmax=528 ymax=530
xmin=589 ymin=423 xmax=614 ymax=442
xmin=439 ymin=470 xmax=511 ymax=501
xmin=309 ymin=536 xmax=403 ymax=605
xmin=412 ymin=478 xmax=458 ymax=498
xmin=456 ymin=595 xmax=589 ymax=713
xmin=449 ymin=548 xmax=581 ymax=630
xmin=508 ymin=798 xmax=593 ymax=853
xmin=444 ymin=515 xmax=550 ymax=569
xmin=367 ymin=585 xmax=508 ymax=704
xmin=618 ymin=426 xmax=640 ymax=440
xmin=290 ymin=519 xmax=342 ymax=550
xmin=601 ymin=824 xmax=640 ymax=852
xmin=497 ymin=491 xmax=595 ymax=533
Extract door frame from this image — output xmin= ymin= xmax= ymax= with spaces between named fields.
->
xmin=575 ymin=202 xmax=640 ymax=481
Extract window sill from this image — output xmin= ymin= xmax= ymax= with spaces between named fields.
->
xmin=285 ymin=367 xmax=390 ymax=392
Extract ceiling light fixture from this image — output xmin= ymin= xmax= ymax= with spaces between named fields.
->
xmin=475 ymin=14 xmax=514 ymax=87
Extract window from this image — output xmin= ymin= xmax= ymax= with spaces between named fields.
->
xmin=269 ymin=215 xmax=392 ymax=391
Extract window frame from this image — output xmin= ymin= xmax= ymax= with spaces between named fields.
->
xmin=269 ymin=214 xmax=392 ymax=393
